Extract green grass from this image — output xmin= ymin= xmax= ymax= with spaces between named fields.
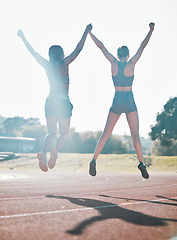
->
xmin=0 ymin=153 xmax=177 ymax=173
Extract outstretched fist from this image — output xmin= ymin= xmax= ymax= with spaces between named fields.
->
xmin=86 ymin=24 xmax=92 ymax=33
xmin=149 ymin=22 xmax=155 ymax=30
xmin=17 ymin=29 xmax=24 ymax=38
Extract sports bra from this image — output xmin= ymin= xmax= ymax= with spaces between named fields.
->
xmin=112 ymin=61 xmax=134 ymax=87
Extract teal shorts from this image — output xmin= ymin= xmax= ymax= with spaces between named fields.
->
xmin=110 ymin=91 xmax=137 ymax=115
xmin=45 ymin=97 xmax=73 ymax=118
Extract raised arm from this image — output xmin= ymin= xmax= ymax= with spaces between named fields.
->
xmin=89 ymin=31 xmax=116 ymax=63
xmin=17 ymin=30 xmax=47 ymax=68
xmin=129 ymin=23 xmax=155 ymax=65
xmin=64 ymin=24 xmax=92 ymax=65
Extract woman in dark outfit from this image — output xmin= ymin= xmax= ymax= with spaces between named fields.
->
xmin=89 ymin=23 xmax=155 ymax=179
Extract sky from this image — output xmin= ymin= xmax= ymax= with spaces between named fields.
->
xmin=0 ymin=0 xmax=177 ymax=138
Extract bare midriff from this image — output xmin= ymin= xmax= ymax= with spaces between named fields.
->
xmin=115 ymin=86 xmax=132 ymax=91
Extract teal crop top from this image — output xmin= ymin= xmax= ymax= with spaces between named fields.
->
xmin=112 ymin=61 xmax=134 ymax=87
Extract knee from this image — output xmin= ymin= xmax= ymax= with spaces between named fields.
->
xmin=48 ymin=131 xmax=56 ymax=139
xmin=59 ymin=131 xmax=68 ymax=140
xmin=101 ymin=131 xmax=111 ymax=142
xmin=132 ymin=133 xmax=140 ymax=143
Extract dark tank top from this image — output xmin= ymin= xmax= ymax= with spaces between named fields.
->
xmin=112 ymin=61 xmax=134 ymax=87
xmin=45 ymin=61 xmax=70 ymax=98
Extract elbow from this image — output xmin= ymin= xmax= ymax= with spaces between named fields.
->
xmin=140 ymin=43 xmax=146 ymax=49
xmin=76 ymin=44 xmax=83 ymax=53
xmin=77 ymin=47 xmax=82 ymax=54
xmin=98 ymin=42 xmax=104 ymax=50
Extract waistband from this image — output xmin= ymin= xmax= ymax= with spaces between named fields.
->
xmin=114 ymin=91 xmax=133 ymax=95
xmin=47 ymin=94 xmax=70 ymax=101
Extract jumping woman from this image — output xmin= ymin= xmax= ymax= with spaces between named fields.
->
xmin=17 ymin=24 xmax=92 ymax=172
xmin=89 ymin=23 xmax=155 ymax=179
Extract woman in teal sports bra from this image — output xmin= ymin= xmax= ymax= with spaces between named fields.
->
xmin=89 ymin=23 xmax=155 ymax=179
xmin=17 ymin=24 xmax=92 ymax=172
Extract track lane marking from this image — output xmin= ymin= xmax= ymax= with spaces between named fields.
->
xmin=1 ymin=183 xmax=177 ymax=201
xmin=0 ymin=196 xmax=44 ymax=201
xmin=1 ymin=196 xmax=177 ymax=219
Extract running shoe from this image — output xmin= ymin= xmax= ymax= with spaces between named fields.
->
xmin=138 ymin=162 xmax=149 ymax=179
xmin=37 ymin=152 xmax=48 ymax=172
xmin=89 ymin=159 xmax=96 ymax=176
xmin=48 ymin=148 xmax=58 ymax=169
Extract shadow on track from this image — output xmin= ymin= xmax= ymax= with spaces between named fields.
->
xmin=156 ymin=195 xmax=177 ymax=203
xmin=99 ymin=194 xmax=177 ymax=207
xmin=45 ymin=194 xmax=177 ymax=235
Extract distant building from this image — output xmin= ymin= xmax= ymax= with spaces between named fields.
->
xmin=0 ymin=136 xmax=36 ymax=153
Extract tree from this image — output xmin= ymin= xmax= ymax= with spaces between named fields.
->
xmin=149 ymin=97 xmax=177 ymax=146
xmin=61 ymin=129 xmax=128 ymax=154
xmin=61 ymin=128 xmax=83 ymax=153
xmin=2 ymin=117 xmax=40 ymax=135
xmin=151 ymin=139 xmax=177 ymax=156
xmin=123 ymin=134 xmax=134 ymax=153
xmin=102 ymin=135 xmax=128 ymax=154
xmin=23 ymin=125 xmax=47 ymax=152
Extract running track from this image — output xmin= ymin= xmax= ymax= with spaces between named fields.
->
xmin=0 ymin=170 xmax=177 ymax=240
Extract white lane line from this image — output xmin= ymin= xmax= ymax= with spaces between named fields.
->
xmin=0 ymin=183 xmax=177 ymax=201
xmin=0 ymin=174 xmax=29 ymax=180
xmin=59 ymin=183 xmax=177 ymax=197
xmin=1 ymin=196 xmax=177 ymax=219
xmin=0 ymin=196 xmax=44 ymax=201
xmin=96 ymin=183 xmax=177 ymax=195
xmin=0 ymin=204 xmax=117 ymax=219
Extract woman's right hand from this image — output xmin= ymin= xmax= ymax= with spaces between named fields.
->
xmin=86 ymin=24 xmax=92 ymax=33
xmin=149 ymin=22 xmax=155 ymax=31
xmin=17 ymin=29 xmax=24 ymax=38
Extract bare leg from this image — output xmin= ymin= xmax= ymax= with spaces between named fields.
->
xmin=37 ymin=116 xmax=57 ymax=172
xmin=93 ymin=111 xmax=120 ymax=161
xmin=56 ymin=118 xmax=71 ymax=152
xmin=47 ymin=118 xmax=70 ymax=170
xmin=126 ymin=111 xmax=144 ymax=163
xmin=126 ymin=111 xmax=149 ymax=179
xmin=42 ymin=116 xmax=57 ymax=155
